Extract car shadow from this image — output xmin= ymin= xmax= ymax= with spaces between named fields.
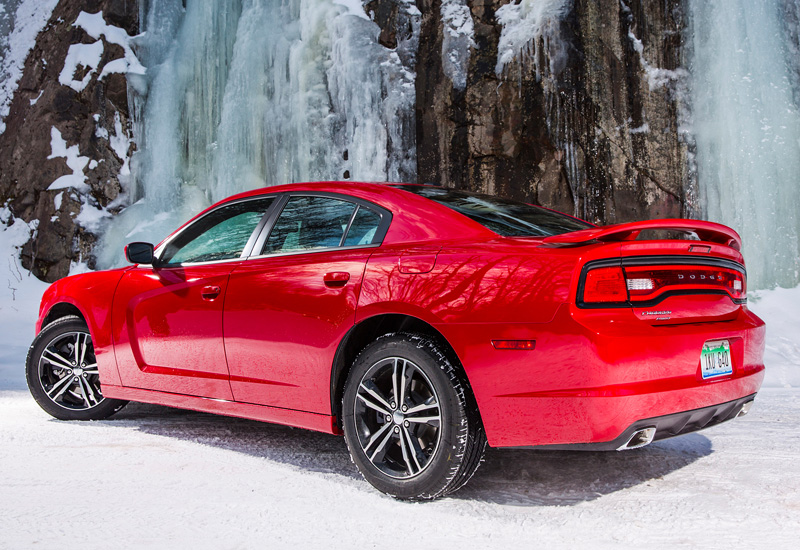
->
xmin=106 ymin=402 xmax=713 ymax=506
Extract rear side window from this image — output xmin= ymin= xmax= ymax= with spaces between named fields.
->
xmin=396 ymin=185 xmax=591 ymax=237
xmin=263 ymin=196 xmax=357 ymax=254
xmin=343 ymin=206 xmax=382 ymax=246
xmin=160 ymin=197 xmax=274 ymax=265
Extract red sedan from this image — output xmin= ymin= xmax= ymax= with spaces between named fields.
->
xmin=26 ymin=182 xmax=765 ymax=500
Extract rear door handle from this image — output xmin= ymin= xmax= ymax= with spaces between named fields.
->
xmin=323 ymin=272 xmax=350 ymax=287
xmin=201 ymin=285 xmax=222 ymax=300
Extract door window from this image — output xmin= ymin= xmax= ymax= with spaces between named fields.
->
xmin=160 ymin=197 xmax=274 ymax=265
xmin=263 ymin=196 xmax=358 ymax=254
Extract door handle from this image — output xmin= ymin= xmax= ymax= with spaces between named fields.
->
xmin=201 ymin=285 xmax=222 ymax=300
xmin=323 ymin=272 xmax=350 ymax=287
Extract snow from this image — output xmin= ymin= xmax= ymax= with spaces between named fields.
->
xmin=58 ymin=40 xmax=104 ymax=92
xmin=332 ymin=0 xmax=369 ymax=20
xmin=58 ymin=11 xmax=146 ymax=93
xmin=73 ymin=11 xmax=145 ymax=78
xmin=440 ymin=0 xmax=475 ymax=90
xmin=0 ymin=0 xmax=59 ymax=134
xmin=495 ymin=0 xmax=572 ymax=76
xmin=46 ymin=126 xmax=90 ymax=192
xmin=749 ymin=287 xmax=800 ymax=387
xmin=1 ymin=220 xmax=798 ymax=545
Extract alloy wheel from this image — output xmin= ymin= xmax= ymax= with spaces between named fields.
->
xmin=354 ymin=356 xmax=442 ymax=479
xmin=36 ymin=330 xmax=105 ymax=411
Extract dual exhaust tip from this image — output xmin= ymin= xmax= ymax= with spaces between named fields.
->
xmin=616 ymin=399 xmax=754 ymax=451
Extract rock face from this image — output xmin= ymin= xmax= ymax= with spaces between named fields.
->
xmin=1 ymin=0 xmax=692 ymax=282
xmin=415 ymin=0 xmax=690 ymax=224
xmin=0 ymin=0 xmax=136 ymax=281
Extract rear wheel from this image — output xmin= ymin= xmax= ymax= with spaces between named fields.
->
xmin=342 ymin=333 xmax=486 ymax=500
xmin=26 ymin=316 xmax=127 ymax=420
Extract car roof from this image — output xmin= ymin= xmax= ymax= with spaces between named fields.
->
xmin=208 ymin=181 xmax=498 ymax=244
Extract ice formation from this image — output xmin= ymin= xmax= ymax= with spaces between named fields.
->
xmin=689 ymin=0 xmax=800 ymax=289
xmin=98 ymin=0 xmax=420 ymax=267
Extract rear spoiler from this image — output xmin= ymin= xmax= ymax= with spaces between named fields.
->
xmin=542 ymin=219 xmax=742 ymax=251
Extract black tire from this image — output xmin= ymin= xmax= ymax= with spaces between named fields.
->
xmin=26 ymin=315 xmax=127 ymax=420
xmin=342 ymin=333 xmax=486 ymax=500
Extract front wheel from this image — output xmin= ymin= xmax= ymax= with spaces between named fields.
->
xmin=26 ymin=316 xmax=127 ymax=420
xmin=342 ymin=334 xmax=486 ymax=500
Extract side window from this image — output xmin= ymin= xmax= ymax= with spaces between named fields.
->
xmin=263 ymin=196 xmax=357 ymax=254
xmin=343 ymin=206 xmax=382 ymax=246
xmin=160 ymin=198 xmax=274 ymax=265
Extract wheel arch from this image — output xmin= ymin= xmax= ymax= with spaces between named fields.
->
xmin=40 ymin=301 xmax=88 ymax=332
xmin=330 ymin=313 xmax=476 ymax=429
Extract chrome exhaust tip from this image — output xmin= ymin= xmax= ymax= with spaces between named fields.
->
xmin=617 ymin=427 xmax=657 ymax=451
xmin=737 ymin=400 xmax=754 ymax=418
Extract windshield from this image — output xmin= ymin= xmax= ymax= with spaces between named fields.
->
xmin=395 ymin=185 xmax=592 ymax=237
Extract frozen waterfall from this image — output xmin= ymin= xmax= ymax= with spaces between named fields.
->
xmin=689 ymin=0 xmax=800 ymax=290
xmin=98 ymin=0 xmax=419 ymax=267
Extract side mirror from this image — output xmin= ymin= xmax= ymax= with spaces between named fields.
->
xmin=125 ymin=242 xmax=155 ymax=265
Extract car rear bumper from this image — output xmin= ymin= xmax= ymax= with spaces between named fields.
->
xmin=440 ymin=303 xmax=766 ymax=448
xmin=516 ymin=393 xmax=756 ymax=451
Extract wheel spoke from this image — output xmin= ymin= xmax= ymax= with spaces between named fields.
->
xmin=78 ymin=333 xmax=89 ymax=366
xmin=398 ymin=360 xmax=408 ymax=408
xmin=47 ymin=375 xmax=73 ymax=400
xmin=82 ymin=367 xmax=99 ymax=375
xmin=391 ymin=358 xmax=400 ymax=405
xmin=356 ymin=393 xmax=391 ymax=416
xmin=363 ymin=421 xmax=392 ymax=453
xmin=402 ymin=426 xmax=423 ymax=472
xmin=405 ymin=399 xmax=439 ymax=415
xmin=368 ymin=425 xmax=395 ymax=462
xmin=81 ymin=376 xmax=99 ymax=405
xmin=76 ymin=377 xmax=92 ymax=408
xmin=358 ymin=381 xmax=393 ymax=412
xmin=406 ymin=415 xmax=441 ymax=426
xmin=43 ymin=349 xmax=73 ymax=370
xmin=398 ymin=425 xmax=417 ymax=475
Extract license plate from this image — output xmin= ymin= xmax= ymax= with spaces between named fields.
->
xmin=701 ymin=340 xmax=732 ymax=379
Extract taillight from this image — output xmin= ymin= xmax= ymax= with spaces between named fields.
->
xmin=583 ymin=266 xmax=628 ymax=303
xmin=580 ymin=262 xmax=747 ymax=306
xmin=623 ymin=265 xmax=746 ymax=302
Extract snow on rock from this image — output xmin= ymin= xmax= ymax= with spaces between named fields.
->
xmin=624 ymin=17 xmax=689 ymax=94
xmin=58 ymin=10 xmax=145 ymax=93
xmin=495 ymin=0 xmax=572 ymax=77
xmin=73 ymin=11 xmax=145 ymax=78
xmin=440 ymin=0 xmax=474 ymax=90
xmin=46 ymin=126 xmax=90 ymax=192
xmin=58 ymin=40 xmax=104 ymax=92
xmin=0 ymin=0 xmax=59 ymax=134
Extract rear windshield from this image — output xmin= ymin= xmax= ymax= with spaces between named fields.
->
xmin=395 ymin=185 xmax=592 ymax=237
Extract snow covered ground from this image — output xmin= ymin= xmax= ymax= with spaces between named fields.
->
xmin=1 ymin=226 xmax=799 ymax=547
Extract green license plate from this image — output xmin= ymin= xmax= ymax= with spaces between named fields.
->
xmin=701 ymin=340 xmax=732 ymax=379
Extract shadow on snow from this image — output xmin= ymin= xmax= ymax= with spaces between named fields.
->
xmin=96 ymin=401 xmax=712 ymax=506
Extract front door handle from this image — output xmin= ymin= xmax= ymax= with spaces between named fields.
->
xmin=201 ymin=285 xmax=222 ymax=300
xmin=323 ymin=272 xmax=350 ymax=287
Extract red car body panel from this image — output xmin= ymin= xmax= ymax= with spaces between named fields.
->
xmin=34 ymin=181 xmax=766 ymax=448
xmin=224 ymin=248 xmax=371 ymax=413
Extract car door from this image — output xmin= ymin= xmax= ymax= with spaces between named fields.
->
xmin=224 ymin=193 xmax=391 ymax=413
xmin=112 ymin=196 xmax=276 ymax=400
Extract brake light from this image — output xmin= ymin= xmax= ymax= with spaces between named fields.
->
xmin=583 ymin=266 xmax=627 ymax=303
